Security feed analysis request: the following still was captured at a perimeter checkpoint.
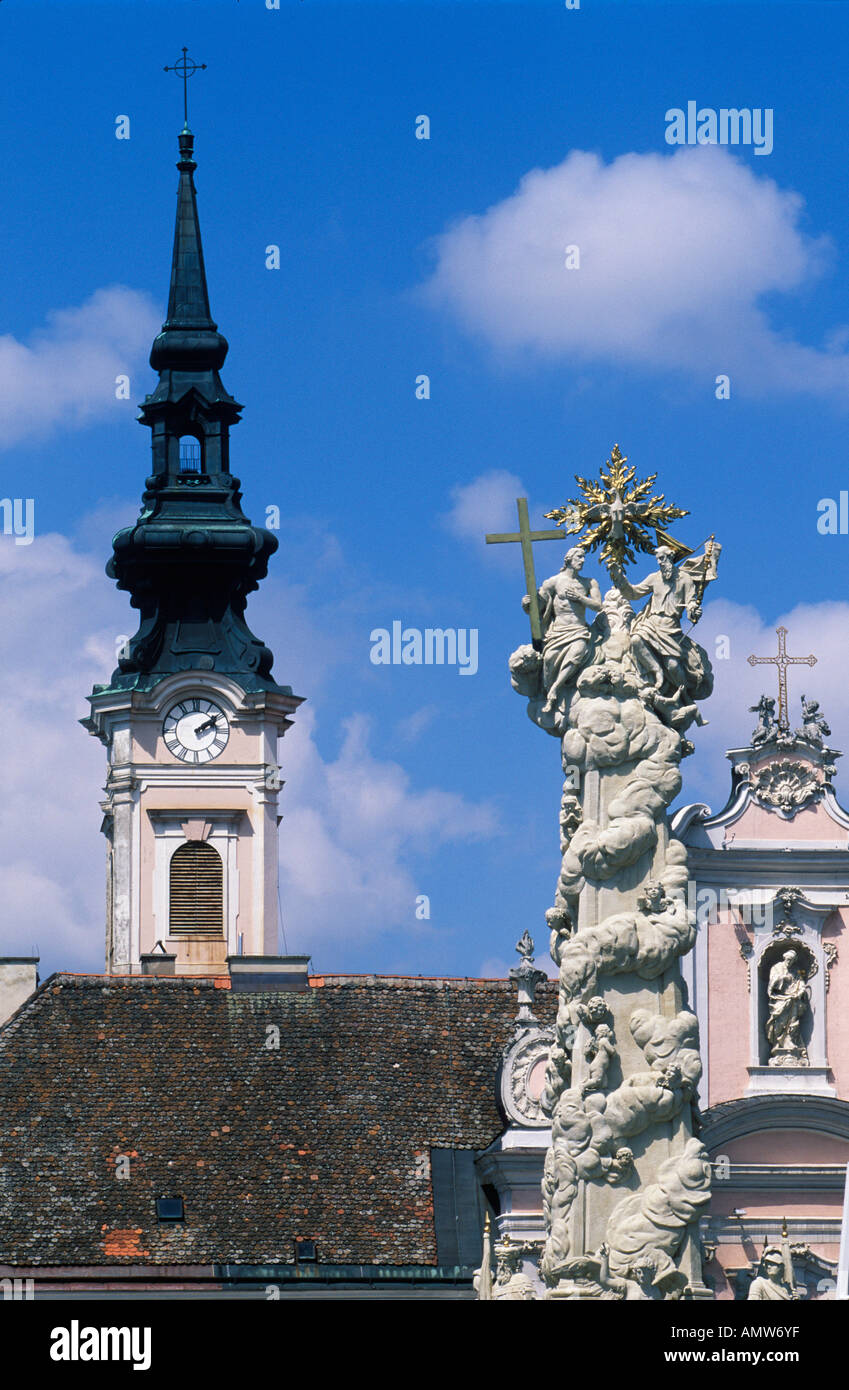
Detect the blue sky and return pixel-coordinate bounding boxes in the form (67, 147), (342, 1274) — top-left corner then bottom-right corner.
(4, 0), (849, 980)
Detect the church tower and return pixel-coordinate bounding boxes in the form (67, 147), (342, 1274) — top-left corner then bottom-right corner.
(84, 121), (302, 976)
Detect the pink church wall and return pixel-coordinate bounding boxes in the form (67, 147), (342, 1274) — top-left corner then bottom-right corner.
(722, 1130), (849, 1163)
(725, 797), (842, 841)
(710, 1187), (843, 1221)
(708, 909), (750, 1104)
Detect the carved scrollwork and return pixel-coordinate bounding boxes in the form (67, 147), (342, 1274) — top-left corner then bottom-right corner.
(739, 936), (754, 992)
(501, 1028), (558, 1128)
(751, 760), (824, 816)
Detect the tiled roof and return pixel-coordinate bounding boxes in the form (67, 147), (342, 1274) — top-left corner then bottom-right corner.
(0, 972), (555, 1267)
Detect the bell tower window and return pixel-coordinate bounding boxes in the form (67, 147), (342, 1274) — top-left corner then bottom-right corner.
(169, 841), (223, 935)
(178, 435), (203, 473)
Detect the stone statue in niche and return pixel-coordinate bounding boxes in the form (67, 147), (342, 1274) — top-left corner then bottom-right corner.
(526, 546), (602, 715)
(765, 948), (811, 1066)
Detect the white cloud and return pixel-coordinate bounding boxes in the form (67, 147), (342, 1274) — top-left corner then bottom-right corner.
(424, 146), (849, 400)
(0, 287), (161, 447)
(442, 469), (569, 576)
(0, 533), (122, 970)
(395, 705), (439, 742)
(443, 468), (526, 541)
(278, 708), (499, 956)
(0, 523), (500, 974)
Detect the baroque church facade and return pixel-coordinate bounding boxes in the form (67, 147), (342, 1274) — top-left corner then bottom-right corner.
(680, 689), (849, 1299)
(484, 688), (848, 1301)
(0, 119), (846, 1301)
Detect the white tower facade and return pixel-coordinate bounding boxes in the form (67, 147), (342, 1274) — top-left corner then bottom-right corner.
(86, 676), (300, 975)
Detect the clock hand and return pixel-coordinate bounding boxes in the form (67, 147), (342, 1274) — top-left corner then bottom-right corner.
(195, 716), (218, 737)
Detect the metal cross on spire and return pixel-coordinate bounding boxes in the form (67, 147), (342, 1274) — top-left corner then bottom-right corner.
(747, 626), (817, 731)
(163, 47), (207, 125)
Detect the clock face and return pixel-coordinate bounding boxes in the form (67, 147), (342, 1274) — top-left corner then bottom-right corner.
(163, 699), (230, 764)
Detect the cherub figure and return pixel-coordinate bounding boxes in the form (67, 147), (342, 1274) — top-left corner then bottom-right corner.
(798, 694), (830, 748)
(582, 1023), (617, 1097)
(636, 880), (672, 916)
(750, 694), (777, 747)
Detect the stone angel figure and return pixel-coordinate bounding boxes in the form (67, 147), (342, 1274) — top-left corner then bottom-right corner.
(749, 695), (777, 748)
(798, 694), (830, 748)
(581, 1023), (617, 1098)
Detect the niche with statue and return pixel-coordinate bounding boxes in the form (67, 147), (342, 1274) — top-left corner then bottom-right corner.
(757, 939), (815, 1068)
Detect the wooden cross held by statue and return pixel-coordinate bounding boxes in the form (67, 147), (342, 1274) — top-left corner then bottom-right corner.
(485, 499), (564, 649)
(747, 626), (816, 732)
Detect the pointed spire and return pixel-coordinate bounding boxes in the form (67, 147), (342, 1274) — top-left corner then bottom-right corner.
(149, 124), (229, 374)
(167, 125), (214, 324)
(97, 120), (290, 696)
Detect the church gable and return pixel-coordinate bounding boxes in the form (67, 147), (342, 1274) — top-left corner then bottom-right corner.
(722, 794), (843, 845)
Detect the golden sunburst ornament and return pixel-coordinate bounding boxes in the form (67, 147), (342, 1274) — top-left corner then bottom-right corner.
(544, 444), (691, 571)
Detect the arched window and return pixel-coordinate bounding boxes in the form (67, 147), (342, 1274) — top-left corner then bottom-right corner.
(178, 435), (202, 473)
(169, 841), (223, 935)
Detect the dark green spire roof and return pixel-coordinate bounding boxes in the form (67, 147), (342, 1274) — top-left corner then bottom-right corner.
(94, 126), (291, 698)
(147, 123), (236, 408)
(163, 126), (216, 329)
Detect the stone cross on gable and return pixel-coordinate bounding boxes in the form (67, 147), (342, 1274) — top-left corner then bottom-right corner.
(747, 627), (816, 731)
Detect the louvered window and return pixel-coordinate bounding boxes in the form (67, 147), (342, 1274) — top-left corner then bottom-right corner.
(169, 841), (223, 935)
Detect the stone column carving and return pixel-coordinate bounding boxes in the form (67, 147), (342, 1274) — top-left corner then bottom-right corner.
(505, 449), (719, 1300)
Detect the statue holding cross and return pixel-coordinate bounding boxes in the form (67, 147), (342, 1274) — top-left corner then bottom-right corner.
(485, 497), (566, 649)
(491, 447), (720, 1301)
(488, 448), (719, 724)
(489, 510), (602, 719)
(488, 499), (603, 721)
(532, 547), (603, 714)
